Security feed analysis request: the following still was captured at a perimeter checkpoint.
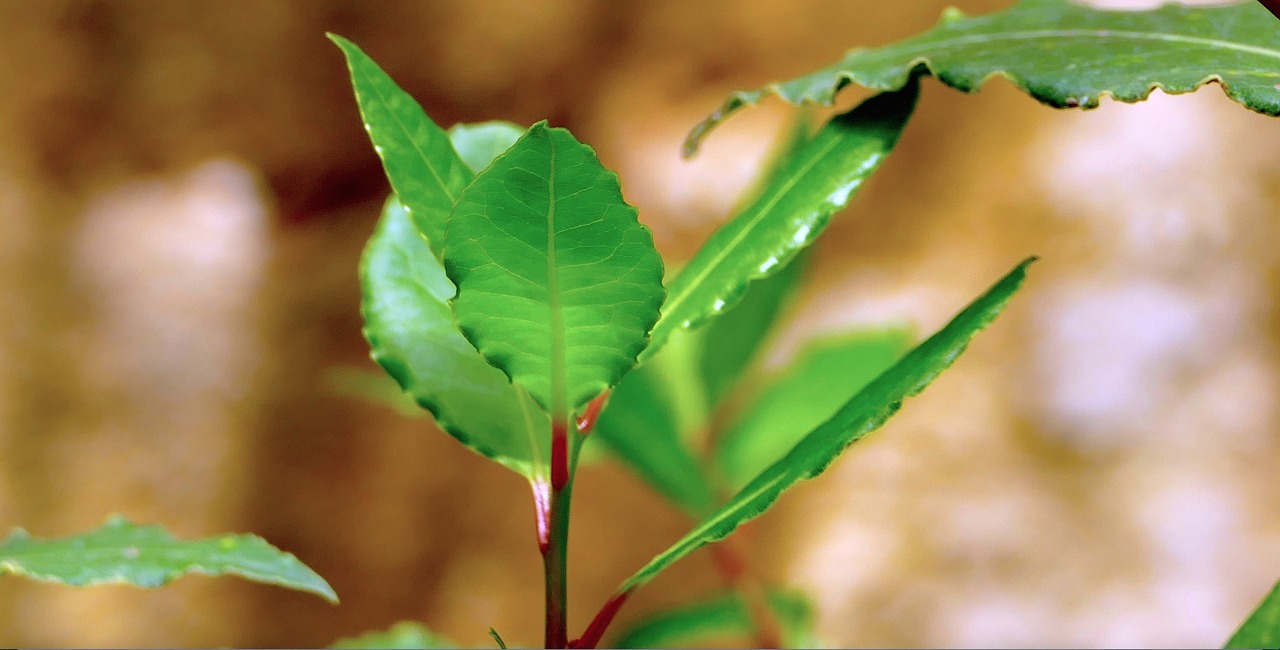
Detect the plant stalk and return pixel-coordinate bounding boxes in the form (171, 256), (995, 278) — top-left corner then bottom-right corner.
(543, 420), (573, 648)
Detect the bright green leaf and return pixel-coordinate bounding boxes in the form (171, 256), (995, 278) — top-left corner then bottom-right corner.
(645, 82), (918, 362)
(620, 257), (1035, 592)
(331, 621), (456, 649)
(715, 326), (914, 493)
(686, 0), (1280, 152)
(362, 196), (549, 478)
(1226, 579), (1280, 649)
(330, 34), (471, 258)
(613, 589), (817, 649)
(0, 515), (336, 603)
(445, 121), (666, 420)
(448, 121), (525, 174)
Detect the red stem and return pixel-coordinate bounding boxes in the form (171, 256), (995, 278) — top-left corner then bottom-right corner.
(575, 391), (610, 435)
(570, 588), (633, 649)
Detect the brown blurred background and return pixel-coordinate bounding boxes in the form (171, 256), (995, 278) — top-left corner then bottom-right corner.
(1, 0), (1278, 647)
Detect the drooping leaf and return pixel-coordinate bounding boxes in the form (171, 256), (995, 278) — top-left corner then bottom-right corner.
(715, 326), (914, 493)
(330, 34), (472, 258)
(698, 252), (809, 409)
(613, 588), (817, 649)
(444, 121), (666, 419)
(619, 257), (1035, 592)
(686, 0), (1280, 152)
(331, 621), (456, 649)
(1226, 579), (1280, 649)
(645, 82), (918, 363)
(592, 339), (716, 515)
(447, 121), (525, 174)
(362, 196), (549, 478)
(0, 515), (336, 603)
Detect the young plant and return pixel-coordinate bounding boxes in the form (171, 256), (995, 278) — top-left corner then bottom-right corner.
(332, 1), (1280, 648)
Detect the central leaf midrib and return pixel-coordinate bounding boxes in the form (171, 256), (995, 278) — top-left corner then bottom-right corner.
(545, 137), (567, 420)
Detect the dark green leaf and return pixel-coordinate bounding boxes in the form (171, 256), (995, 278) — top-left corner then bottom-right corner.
(330, 34), (472, 258)
(613, 588), (817, 649)
(0, 515), (336, 603)
(447, 121), (525, 174)
(362, 196), (549, 478)
(445, 122), (666, 419)
(620, 257), (1035, 591)
(645, 83), (917, 362)
(1226, 579), (1280, 649)
(687, 0), (1280, 152)
(331, 621), (456, 649)
(715, 326), (914, 493)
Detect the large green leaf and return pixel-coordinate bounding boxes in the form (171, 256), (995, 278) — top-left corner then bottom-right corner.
(1227, 579), (1280, 649)
(714, 326), (914, 493)
(613, 589), (817, 649)
(362, 196), (548, 478)
(330, 34), (472, 257)
(0, 515), (336, 602)
(619, 257), (1035, 592)
(444, 122), (666, 419)
(331, 621), (457, 649)
(687, 0), (1280, 152)
(645, 82), (918, 363)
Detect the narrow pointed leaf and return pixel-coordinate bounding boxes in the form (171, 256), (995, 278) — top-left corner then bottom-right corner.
(444, 122), (666, 418)
(645, 83), (918, 363)
(715, 326), (914, 493)
(447, 121), (525, 174)
(330, 34), (471, 257)
(1226, 579), (1280, 649)
(331, 621), (457, 649)
(687, 0), (1280, 152)
(613, 589), (817, 649)
(0, 515), (336, 603)
(620, 257), (1035, 592)
(362, 195), (548, 478)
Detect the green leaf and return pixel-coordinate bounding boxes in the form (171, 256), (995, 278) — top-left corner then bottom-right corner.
(0, 515), (336, 603)
(330, 34), (471, 258)
(325, 366), (427, 419)
(619, 257), (1035, 592)
(447, 121), (525, 174)
(687, 0), (1280, 152)
(698, 252), (809, 409)
(361, 195), (549, 478)
(592, 346), (716, 515)
(444, 121), (666, 419)
(613, 589), (817, 649)
(331, 621), (456, 649)
(645, 82), (918, 363)
(715, 326), (914, 493)
(1226, 579), (1280, 649)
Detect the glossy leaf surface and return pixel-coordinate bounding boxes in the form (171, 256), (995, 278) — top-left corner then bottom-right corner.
(1227, 579), (1280, 649)
(715, 326), (914, 493)
(0, 515), (336, 602)
(687, 0), (1280, 152)
(646, 82), (917, 362)
(331, 621), (457, 649)
(362, 196), (548, 478)
(445, 122), (665, 418)
(621, 257), (1035, 591)
(613, 589), (816, 649)
(330, 34), (471, 257)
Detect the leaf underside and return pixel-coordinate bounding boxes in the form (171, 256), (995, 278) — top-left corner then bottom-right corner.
(1226, 579), (1280, 649)
(686, 0), (1280, 153)
(621, 257), (1036, 592)
(0, 515), (336, 603)
(445, 121), (666, 418)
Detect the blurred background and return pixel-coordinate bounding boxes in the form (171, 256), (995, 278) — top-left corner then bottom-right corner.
(1, 0), (1278, 647)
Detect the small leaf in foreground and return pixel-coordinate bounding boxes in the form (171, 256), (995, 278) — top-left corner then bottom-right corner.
(686, 0), (1280, 152)
(0, 515), (336, 603)
(645, 81), (917, 362)
(331, 621), (456, 649)
(620, 257), (1036, 592)
(1226, 579), (1280, 649)
(613, 588), (817, 649)
(445, 121), (666, 419)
